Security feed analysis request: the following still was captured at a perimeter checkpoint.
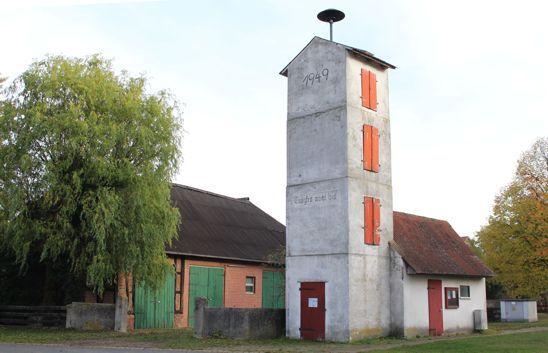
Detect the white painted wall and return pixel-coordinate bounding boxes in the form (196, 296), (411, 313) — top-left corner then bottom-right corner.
(403, 273), (487, 336)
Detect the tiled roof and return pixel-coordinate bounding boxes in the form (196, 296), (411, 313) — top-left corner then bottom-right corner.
(392, 212), (493, 277)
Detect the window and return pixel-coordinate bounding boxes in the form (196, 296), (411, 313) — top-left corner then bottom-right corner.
(364, 196), (381, 245)
(245, 276), (255, 294)
(445, 287), (459, 309)
(460, 285), (470, 299)
(362, 124), (379, 172)
(361, 68), (377, 111)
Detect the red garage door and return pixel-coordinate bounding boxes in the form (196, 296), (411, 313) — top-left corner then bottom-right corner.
(300, 282), (325, 340)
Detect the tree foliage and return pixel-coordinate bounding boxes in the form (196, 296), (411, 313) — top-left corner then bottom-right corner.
(0, 55), (181, 294)
(477, 137), (547, 299)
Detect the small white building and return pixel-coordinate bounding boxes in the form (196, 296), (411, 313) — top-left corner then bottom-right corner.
(281, 37), (493, 341)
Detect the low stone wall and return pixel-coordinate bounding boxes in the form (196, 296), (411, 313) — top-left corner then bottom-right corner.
(66, 302), (115, 330)
(194, 298), (285, 339)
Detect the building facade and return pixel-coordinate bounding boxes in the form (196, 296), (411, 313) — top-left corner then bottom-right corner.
(281, 37), (492, 342)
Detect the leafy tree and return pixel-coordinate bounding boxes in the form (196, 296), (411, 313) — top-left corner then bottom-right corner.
(0, 55), (181, 294)
(477, 137), (547, 299)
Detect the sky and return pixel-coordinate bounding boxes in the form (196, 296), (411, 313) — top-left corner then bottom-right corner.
(1, 0), (547, 237)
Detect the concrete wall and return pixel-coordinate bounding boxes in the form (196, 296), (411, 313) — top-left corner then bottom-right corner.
(194, 298), (285, 339)
(346, 51), (393, 340)
(285, 37), (350, 342)
(284, 37), (393, 342)
(403, 274), (487, 336)
(66, 302), (115, 331)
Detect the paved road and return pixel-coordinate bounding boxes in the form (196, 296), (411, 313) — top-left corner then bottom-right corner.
(0, 344), (211, 353)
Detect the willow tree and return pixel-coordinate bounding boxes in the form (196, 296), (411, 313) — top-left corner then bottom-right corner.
(478, 137), (547, 299)
(0, 55), (181, 295)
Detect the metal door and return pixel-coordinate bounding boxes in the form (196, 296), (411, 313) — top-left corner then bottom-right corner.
(427, 279), (443, 336)
(262, 271), (285, 309)
(134, 272), (175, 329)
(188, 266), (224, 326)
(300, 282), (325, 340)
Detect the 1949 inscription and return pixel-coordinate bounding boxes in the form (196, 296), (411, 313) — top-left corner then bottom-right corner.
(302, 68), (329, 87)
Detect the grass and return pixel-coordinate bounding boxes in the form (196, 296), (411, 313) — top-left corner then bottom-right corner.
(488, 312), (548, 332)
(0, 313), (546, 352)
(373, 331), (548, 353)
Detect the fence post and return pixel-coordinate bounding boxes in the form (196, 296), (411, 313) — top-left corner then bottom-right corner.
(193, 297), (207, 338)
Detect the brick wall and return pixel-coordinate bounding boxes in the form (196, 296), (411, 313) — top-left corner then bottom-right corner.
(178, 258), (282, 328)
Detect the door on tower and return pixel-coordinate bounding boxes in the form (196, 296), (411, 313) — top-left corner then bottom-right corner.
(427, 279), (443, 336)
(300, 282), (325, 340)
(188, 266), (224, 327)
(134, 272), (175, 329)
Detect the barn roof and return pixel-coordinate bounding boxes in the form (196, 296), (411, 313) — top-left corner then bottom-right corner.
(166, 184), (285, 263)
(392, 212), (494, 278)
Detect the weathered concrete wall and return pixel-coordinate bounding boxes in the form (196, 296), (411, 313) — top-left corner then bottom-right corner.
(284, 37), (394, 342)
(66, 302), (115, 331)
(403, 274), (487, 336)
(389, 246), (405, 336)
(194, 298), (284, 339)
(285, 37), (351, 342)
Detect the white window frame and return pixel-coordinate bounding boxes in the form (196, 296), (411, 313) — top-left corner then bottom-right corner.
(245, 276), (255, 294)
(460, 285), (471, 299)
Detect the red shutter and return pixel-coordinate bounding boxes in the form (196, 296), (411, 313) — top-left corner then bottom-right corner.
(371, 126), (379, 172)
(361, 68), (370, 108)
(364, 197), (374, 244)
(363, 124), (372, 171)
(369, 71), (377, 111)
(373, 198), (381, 245)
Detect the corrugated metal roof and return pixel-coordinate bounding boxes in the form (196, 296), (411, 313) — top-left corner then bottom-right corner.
(392, 212), (494, 277)
(280, 36), (396, 77)
(166, 184), (285, 263)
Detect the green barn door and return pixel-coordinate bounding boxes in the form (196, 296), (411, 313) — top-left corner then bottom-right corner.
(188, 266), (224, 327)
(134, 272), (175, 329)
(262, 271), (285, 309)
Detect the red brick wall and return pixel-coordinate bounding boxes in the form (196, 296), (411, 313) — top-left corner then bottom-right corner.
(177, 258), (282, 328)
(224, 265), (262, 308)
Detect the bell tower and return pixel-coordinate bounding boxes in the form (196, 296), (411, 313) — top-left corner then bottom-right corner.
(281, 36), (395, 341)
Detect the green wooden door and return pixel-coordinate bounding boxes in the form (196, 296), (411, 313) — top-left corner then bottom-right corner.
(134, 272), (175, 329)
(262, 271), (285, 309)
(188, 266), (224, 327)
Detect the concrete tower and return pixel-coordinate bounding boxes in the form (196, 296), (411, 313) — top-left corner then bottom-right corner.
(281, 37), (396, 342)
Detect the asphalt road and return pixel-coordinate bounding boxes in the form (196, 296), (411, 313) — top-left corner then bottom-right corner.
(0, 344), (210, 353)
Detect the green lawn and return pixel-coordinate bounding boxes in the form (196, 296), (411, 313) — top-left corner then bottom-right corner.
(374, 331), (548, 353)
(0, 314), (546, 352)
(488, 313), (548, 332)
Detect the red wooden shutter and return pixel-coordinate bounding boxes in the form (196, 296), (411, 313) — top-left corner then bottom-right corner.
(364, 197), (374, 244)
(373, 198), (381, 245)
(363, 124), (372, 171)
(369, 71), (377, 111)
(361, 68), (370, 108)
(372, 126), (379, 172)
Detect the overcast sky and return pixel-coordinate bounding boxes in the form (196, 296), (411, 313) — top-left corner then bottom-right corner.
(1, 0), (547, 237)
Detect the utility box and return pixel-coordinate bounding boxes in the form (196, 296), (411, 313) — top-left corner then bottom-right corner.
(473, 309), (488, 331)
(500, 299), (538, 322)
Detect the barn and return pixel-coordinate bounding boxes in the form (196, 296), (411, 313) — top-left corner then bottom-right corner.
(89, 184), (285, 329)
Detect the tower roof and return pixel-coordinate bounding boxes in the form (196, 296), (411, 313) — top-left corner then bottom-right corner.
(280, 36), (396, 77)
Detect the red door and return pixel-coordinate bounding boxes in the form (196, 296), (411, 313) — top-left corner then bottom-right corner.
(300, 282), (325, 340)
(427, 279), (443, 336)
